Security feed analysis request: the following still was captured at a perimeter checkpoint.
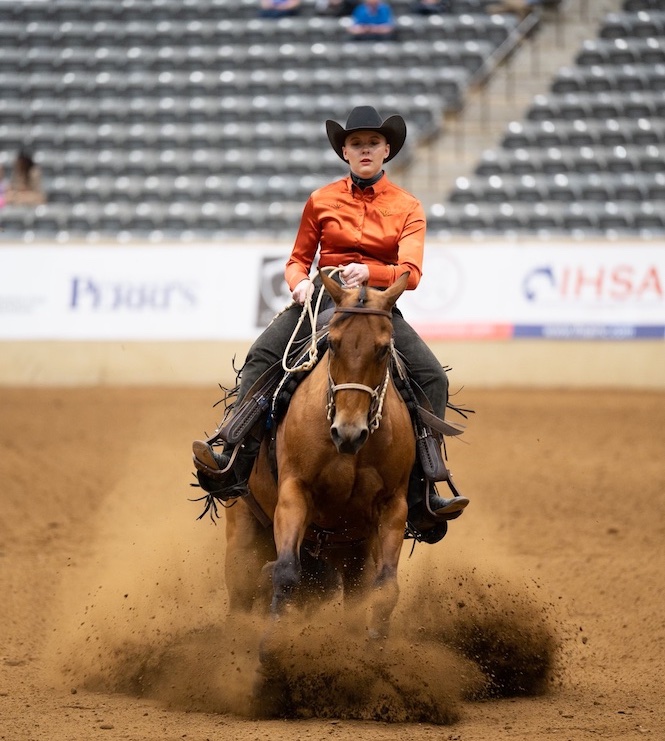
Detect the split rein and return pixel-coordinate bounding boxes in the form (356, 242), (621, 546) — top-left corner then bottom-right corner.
(280, 269), (395, 435)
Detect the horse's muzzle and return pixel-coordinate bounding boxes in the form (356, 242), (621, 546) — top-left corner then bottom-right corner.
(330, 422), (369, 455)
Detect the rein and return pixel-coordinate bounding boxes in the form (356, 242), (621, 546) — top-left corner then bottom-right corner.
(281, 270), (395, 433)
(281, 272), (392, 374)
(281, 280), (331, 374)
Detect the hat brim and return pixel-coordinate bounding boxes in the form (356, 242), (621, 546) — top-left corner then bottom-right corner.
(325, 114), (407, 163)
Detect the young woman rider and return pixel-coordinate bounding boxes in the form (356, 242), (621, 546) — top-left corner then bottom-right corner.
(192, 105), (469, 522)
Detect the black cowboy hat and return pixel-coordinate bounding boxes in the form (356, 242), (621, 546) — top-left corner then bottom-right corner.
(326, 106), (407, 163)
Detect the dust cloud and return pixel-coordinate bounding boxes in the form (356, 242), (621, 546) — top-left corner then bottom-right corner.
(6, 386), (664, 739)
(42, 441), (559, 725)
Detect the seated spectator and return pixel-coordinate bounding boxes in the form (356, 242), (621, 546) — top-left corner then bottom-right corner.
(347, 0), (397, 39)
(5, 150), (46, 207)
(316, 0), (359, 16)
(258, 0), (302, 18)
(411, 0), (450, 14)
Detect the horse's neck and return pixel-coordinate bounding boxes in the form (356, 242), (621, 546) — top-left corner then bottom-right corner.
(285, 354), (330, 422)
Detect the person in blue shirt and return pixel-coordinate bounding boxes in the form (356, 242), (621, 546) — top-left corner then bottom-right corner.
(347, 0), (397, 39)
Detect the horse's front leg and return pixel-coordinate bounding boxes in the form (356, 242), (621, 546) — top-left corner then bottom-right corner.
(368, 494), (408, 639)
(271, 476), (311, 615)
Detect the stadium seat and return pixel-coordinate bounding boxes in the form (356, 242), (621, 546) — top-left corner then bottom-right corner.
(0, 206), (36, 234)
(5, 0), (658, 241)
(646, 172), (665, 200)
(613, 175), (647, 201)
(560, 203), (600, 232)
(526, 203), (563, 232)
(513, 175), (547, 203)
(622, 0), (661, 10)
(578, 176), (613, 202)
(490, 203), (529, 233)
(633, 202), (665, 233)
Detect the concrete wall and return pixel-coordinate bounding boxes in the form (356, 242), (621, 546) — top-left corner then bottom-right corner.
(2, 339), (664, 389)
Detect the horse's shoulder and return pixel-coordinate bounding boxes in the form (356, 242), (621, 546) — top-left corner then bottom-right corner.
(271, 351), (328, 423)
(288, 358), (329, 411)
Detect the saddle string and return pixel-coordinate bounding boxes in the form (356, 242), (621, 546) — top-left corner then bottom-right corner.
(370, 353), (392, 431)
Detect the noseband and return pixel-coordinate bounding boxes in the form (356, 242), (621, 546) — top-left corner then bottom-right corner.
(326, 302), (393, 433)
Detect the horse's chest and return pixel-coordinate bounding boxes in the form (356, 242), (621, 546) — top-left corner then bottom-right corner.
(312, 465), (384, 517)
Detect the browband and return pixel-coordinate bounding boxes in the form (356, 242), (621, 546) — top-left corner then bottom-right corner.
(333, 307), (393, 318)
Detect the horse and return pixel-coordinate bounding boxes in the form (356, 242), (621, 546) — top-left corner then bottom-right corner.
(223, 270), (416, 638)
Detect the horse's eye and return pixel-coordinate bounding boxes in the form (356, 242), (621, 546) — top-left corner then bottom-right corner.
(377, 345), (390, 360)
(328, 339), (338, 355)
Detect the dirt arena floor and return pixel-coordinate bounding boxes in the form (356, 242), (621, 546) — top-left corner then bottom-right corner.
(2, 384), (664, 741)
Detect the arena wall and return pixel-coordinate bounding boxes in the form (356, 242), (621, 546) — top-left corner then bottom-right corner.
(1, 338), (665, 389)
(2, 239), (663, 389)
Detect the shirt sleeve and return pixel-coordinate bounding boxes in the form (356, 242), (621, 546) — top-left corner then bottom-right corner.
(366, 200), (426, 290)
(285, 195), (321, 291)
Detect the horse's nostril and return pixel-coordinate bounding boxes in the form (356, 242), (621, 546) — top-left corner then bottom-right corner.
(330, 423), (369, 454)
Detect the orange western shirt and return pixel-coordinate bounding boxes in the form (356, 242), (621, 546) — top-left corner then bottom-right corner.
(284, 174), (426, 292)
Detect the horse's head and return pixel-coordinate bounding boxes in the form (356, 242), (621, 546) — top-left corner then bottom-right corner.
(319, 270), (410, 455)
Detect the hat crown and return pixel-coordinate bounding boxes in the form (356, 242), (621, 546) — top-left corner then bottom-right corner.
(345, 106), (384, 131)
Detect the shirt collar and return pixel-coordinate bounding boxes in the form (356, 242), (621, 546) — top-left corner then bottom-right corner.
(344, 172), (391, 197)
(351, 170), (384, 189)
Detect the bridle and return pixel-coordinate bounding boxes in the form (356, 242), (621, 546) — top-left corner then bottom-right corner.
(325, 301), (394, 433)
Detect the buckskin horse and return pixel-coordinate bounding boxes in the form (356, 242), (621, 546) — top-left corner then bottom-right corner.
(222, 270), (416, 638)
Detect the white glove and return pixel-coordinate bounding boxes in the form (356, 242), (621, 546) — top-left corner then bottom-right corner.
(292, 279), (313, 304)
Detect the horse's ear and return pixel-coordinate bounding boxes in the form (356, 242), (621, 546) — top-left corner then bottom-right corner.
(320, 270), (345, 305)
(382, 271), (410, 308)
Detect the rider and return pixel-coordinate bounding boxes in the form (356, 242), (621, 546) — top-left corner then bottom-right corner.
(192, 105), (469, 522)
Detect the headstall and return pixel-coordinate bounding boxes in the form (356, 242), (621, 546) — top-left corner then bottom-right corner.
(326, 303), (394, 432)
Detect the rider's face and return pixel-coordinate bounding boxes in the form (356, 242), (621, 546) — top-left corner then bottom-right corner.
(342, 131), (390, 179)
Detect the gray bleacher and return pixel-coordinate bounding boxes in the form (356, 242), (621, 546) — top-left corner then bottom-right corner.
(0, 0), (526, 241)
(434, 0), (665, 237)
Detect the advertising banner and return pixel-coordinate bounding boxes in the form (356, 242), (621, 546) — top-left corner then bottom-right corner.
(1, 242), (663, 341)
(399, 243), (665, 340)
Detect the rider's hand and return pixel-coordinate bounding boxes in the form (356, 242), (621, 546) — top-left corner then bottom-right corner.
(292, 279), (313, 305)
(339, 262), (369, 288)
